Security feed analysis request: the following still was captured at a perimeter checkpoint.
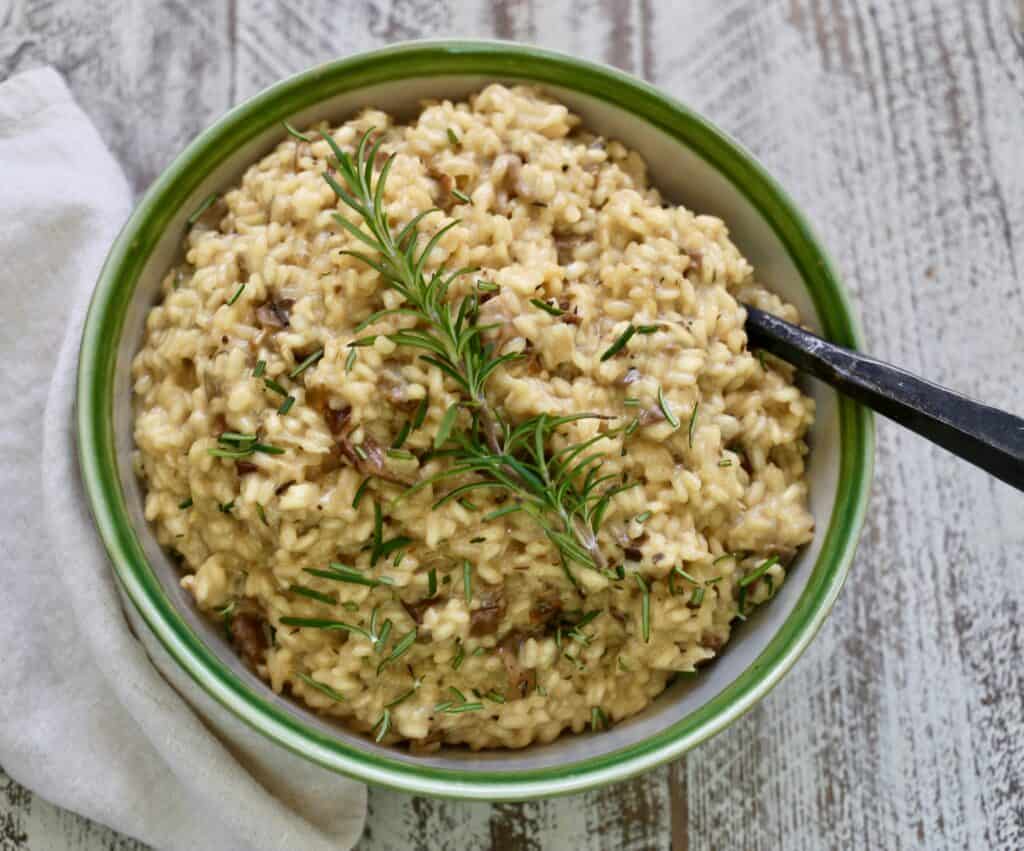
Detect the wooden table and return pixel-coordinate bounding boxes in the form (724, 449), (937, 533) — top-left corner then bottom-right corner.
(3, 1), (1022, 848)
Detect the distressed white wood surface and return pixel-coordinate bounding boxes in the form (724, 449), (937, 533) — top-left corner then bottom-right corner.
(2, 0), (1023, 848)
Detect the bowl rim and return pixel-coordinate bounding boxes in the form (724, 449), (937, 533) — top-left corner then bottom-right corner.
(77, 39), (874, 800)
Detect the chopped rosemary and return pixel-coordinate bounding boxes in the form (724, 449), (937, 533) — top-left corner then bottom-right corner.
(371, 535), (412, 567)
(463, 559), (473, 604)
(186, 193), (217, 227)
(282, 120), (312, 142)
(449, 685), (467, 703)
(253, 359), (266, 377)
(253, 442), (284, 455)
(373, 709), (390, 742)
(600, 324), (636, 361)
(385, 679), (421, 708)
(713, 553), (738, 565)
(635, 574), (651, 642)
(278, 395), (295, 415)
(658, 386), (679, 429)
(303, 563), (394, 588)
(476, 280), (498, 292)
(718, 458), (732, 467)
(635, 324), (661, 334)
(345, 348), (357, 372)
(387, 448), (415, 461)
(411, 394), (430, 431)
(451, 187), (471, 204)
(296, 672), (345, 702)
(469, 536), (485, 543)
(288, 584), (337, 605)
(446, 127), (459, 145)
(427, 567), (437, 597)
(674, 565), (700, 585)
(264, 377), (288, 396)
(227, 282), (245, 306)
(289, 348), (324, 379)
(391, 420), (412, 450)
(353, 444), (369, 461)
(218, 500), (234, 514)
(178, 497), (193, 510)
(623, 397), (640, 407)
(374, 618), (393, 653)
(591, 706), (608, 731)
(342, 601), (359, 612)
(457, 497), (478, 512)
(279, 617), (372, 640)
(218, 432), (257, 444)
(484, 690), (505, 704)
(442, 702), (483, 714)
(688, 402), (699, 448)
(635, 510), (652, 523)
(451, 639), (465, 670)
(378, 628), (417, 673)
(736, 586), (748, 621)
(348, 335), (378, 348)
(688, 586), (706, 608)
(352, 477), (371, 509)
(738, 554), (780, 588)
(667, 565), (700, 598)
(256, 502), (268, 525)
(530, 298), (563, 316)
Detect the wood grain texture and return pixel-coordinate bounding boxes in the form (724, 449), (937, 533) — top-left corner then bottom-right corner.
(1, 0), (1022, 848)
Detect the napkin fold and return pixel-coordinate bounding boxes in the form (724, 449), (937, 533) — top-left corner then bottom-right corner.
(0, 66), (366, 851)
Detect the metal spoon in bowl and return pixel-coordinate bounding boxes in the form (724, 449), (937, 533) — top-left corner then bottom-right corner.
(743, 305), (1024, 492)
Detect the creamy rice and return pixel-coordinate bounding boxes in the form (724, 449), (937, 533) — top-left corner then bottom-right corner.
(131, 85), (814, 750)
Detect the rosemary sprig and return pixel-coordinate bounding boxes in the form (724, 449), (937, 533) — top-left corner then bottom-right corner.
(320, 128), (635, 576)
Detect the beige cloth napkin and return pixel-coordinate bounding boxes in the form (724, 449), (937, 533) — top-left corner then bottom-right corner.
(0, 66), (367, 851)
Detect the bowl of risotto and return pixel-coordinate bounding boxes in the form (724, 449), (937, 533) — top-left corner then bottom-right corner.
(78, 41), (873, 798)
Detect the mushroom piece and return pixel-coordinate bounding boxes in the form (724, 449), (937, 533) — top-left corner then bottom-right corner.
(256, 298), (294, 329)
(470, 590), (506, 636)
(496, 630), (537, 700)
(228, 610), (269, 669)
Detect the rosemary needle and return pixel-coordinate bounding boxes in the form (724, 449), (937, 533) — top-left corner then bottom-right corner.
(282, 120), (312, 142)
(530, 298), (563, 316)
(600, 325), (636, 361)
(635, 574), (651, 642)
(289, 348), (324, 379)
(658, 386), (680, 429)
(186, 193), (218, 227)
(296, 672), (345, 702)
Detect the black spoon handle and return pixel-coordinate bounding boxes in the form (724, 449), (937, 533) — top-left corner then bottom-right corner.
(743, 305), (1024, 492)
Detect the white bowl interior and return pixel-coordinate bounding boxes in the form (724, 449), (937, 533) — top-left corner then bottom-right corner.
(113, 76), (840, 772)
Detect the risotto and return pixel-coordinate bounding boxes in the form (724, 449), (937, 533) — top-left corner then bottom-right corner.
(131, 85), (814, 751)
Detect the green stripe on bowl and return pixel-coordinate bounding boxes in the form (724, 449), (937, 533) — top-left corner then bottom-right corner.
(77, 40), (874, 800)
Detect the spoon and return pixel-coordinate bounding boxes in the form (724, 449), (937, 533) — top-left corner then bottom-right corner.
(743, 305), (1024, 492)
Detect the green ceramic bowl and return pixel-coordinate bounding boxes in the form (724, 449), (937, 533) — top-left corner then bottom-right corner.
(77, 40), (874, 800)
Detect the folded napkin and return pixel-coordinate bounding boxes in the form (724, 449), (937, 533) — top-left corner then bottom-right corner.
(0, 67), (366, 851)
